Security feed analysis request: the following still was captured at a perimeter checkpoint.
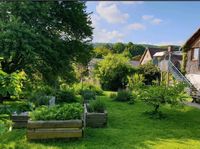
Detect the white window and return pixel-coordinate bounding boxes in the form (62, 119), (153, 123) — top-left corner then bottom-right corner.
(192, 48), (199, 60)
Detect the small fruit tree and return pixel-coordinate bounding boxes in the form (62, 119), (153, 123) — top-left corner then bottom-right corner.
(140, 83), (187, 118)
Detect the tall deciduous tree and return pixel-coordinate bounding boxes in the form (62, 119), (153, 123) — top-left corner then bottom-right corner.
(0, 1), (93, 86)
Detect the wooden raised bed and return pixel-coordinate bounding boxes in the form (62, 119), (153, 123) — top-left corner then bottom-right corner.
(27, 120), (83, 140)
(11, 112), (29, 128)
(84, 104), (107, 128)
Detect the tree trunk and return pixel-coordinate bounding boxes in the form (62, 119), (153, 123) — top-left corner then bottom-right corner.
(154, 104), (160, 113)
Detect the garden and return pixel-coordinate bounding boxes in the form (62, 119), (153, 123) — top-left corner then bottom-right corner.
(0, 1), (200, 149)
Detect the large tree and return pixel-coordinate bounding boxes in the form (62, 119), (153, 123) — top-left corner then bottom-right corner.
(0, 1), (93, 86)
(95, 54), (136, 91)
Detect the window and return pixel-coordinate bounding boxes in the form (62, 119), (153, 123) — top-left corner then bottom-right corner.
(191, 48), (199, 60)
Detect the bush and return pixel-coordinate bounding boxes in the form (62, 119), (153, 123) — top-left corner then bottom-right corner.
(127, 73), (145, 90)
(0, 70), (26, 102)
(140, 83), (187, 118)
(114, 90), (134, 102)
(109, 92), (117, 99)
(88, 99), (106, 113)
(0, 114), (12, 134)
(28, 93), (51, 107)
(138, 62), (161, 85)
(30, 103), (83, 121)
(73, 82), (103, 95)
(81, 89), (96, 101)
(56, 90), (77, 104)
(94, 54), (137, 91)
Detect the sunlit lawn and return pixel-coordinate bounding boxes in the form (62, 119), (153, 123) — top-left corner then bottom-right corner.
(1, 93), (200, 149)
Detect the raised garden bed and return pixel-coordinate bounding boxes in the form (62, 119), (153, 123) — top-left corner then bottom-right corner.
(84, 104), (107, 128)
(11, 112), (29, 128)
(27, 120), (83, 140)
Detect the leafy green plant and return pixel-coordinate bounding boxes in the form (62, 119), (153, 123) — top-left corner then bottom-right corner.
(88, 99), (106, 113)
(0, 70), (26, 102)
(56, 90), (77, 104)
(138, 62), (161, 85)
(127, 73), (145, 90)
(94, 54), (137, 91)
(0, 114), (12, 135)
(73, 82), (103, 95)
(80, 89), (96, 101)
(30, 103), (83, 121)
(109, 92), (117, 99)
(140, 83), (187, 118)
(114, 90), (134, 102)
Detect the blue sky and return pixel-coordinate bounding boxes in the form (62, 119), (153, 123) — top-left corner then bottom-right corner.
(86, 1), (200, 45)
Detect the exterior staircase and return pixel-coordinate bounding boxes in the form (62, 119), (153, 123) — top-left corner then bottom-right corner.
(168, 60), (200, 103)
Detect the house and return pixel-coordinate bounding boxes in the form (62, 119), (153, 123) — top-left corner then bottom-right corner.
(182, 28), (200, 90)
(153, 46), (182, 72)
(140, 47), (167, 65)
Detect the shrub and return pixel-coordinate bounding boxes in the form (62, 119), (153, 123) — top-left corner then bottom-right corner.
(114, 90), (134, 102)
(109, 92), (117, 99)
(56, 90), (77, 104)
(138, 62), (161, 85)
(28, 93), (51, 107)
(7, 101), (34, 114)
(127, 73), (145, 90)
(73, 82), (103, 95)
(140, 83), (187, 118)
(30, 103), (83, 121)
(0, 70), (26, 102)
(94, 54), (137, 91)
(88, 99), (106, 113)
(0, 114), (12, 134)
(80, 89), (96, 101)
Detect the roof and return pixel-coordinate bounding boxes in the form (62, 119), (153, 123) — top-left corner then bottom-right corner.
(153, 51), (167, 57)
(140, 47), (167, 64)
(183, 28), (200, 49)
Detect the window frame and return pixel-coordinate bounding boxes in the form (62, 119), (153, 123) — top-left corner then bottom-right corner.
(191, 47), (200, 61)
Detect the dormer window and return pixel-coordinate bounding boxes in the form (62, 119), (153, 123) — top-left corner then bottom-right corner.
(191, 48), (199, 60)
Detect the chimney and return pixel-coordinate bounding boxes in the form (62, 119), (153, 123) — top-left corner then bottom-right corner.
(168, 45), (173, 52)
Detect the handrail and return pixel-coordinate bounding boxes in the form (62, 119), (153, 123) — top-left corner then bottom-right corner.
(168, 60), (193, 87)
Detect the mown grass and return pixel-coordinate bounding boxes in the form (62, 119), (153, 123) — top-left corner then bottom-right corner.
(1, 94), (200, 149)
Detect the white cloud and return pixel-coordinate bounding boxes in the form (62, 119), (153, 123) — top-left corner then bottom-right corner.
(93, 28), (124, 42)
(127, 23), (146, 30)
(142, 15), (154, 20)
(142, 15), (163, 25)
(139, 41), (184, 46)
(91, 14), (101, 28)
(151, 18), (162, 25)
(121, 1), (144, 5)
(96, 2), (129, 24)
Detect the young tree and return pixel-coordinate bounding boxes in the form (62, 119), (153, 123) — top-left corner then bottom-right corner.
(140, 83), (187, 118)
(0, 1), (93, 86)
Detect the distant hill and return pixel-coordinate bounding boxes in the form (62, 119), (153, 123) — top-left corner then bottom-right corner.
(92, 43), (180, 50)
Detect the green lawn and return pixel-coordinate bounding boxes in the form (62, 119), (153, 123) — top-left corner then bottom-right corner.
(1, 95), (200, 149)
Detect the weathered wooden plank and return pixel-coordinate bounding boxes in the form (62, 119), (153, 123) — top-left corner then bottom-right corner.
(27, 129), (83, 140)
(13, 122), (27, 128)
(27, 120), (82, 129)
(84, 104), (107, 128)
(11, 115), (29, 121)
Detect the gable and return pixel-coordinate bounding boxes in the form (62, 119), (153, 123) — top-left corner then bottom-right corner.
(184, 28), (200, 49)
(140, 50), (152, 65)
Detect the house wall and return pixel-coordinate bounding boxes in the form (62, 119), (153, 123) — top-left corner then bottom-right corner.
(186, 36), (200, 74)
(141, 50), (152, 65)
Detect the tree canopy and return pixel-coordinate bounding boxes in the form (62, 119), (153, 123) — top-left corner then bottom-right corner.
(0, 1), (93, 86)
(94, 54), (136, 91)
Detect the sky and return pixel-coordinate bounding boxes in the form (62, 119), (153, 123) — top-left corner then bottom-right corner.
(86, 1), (200, 46)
